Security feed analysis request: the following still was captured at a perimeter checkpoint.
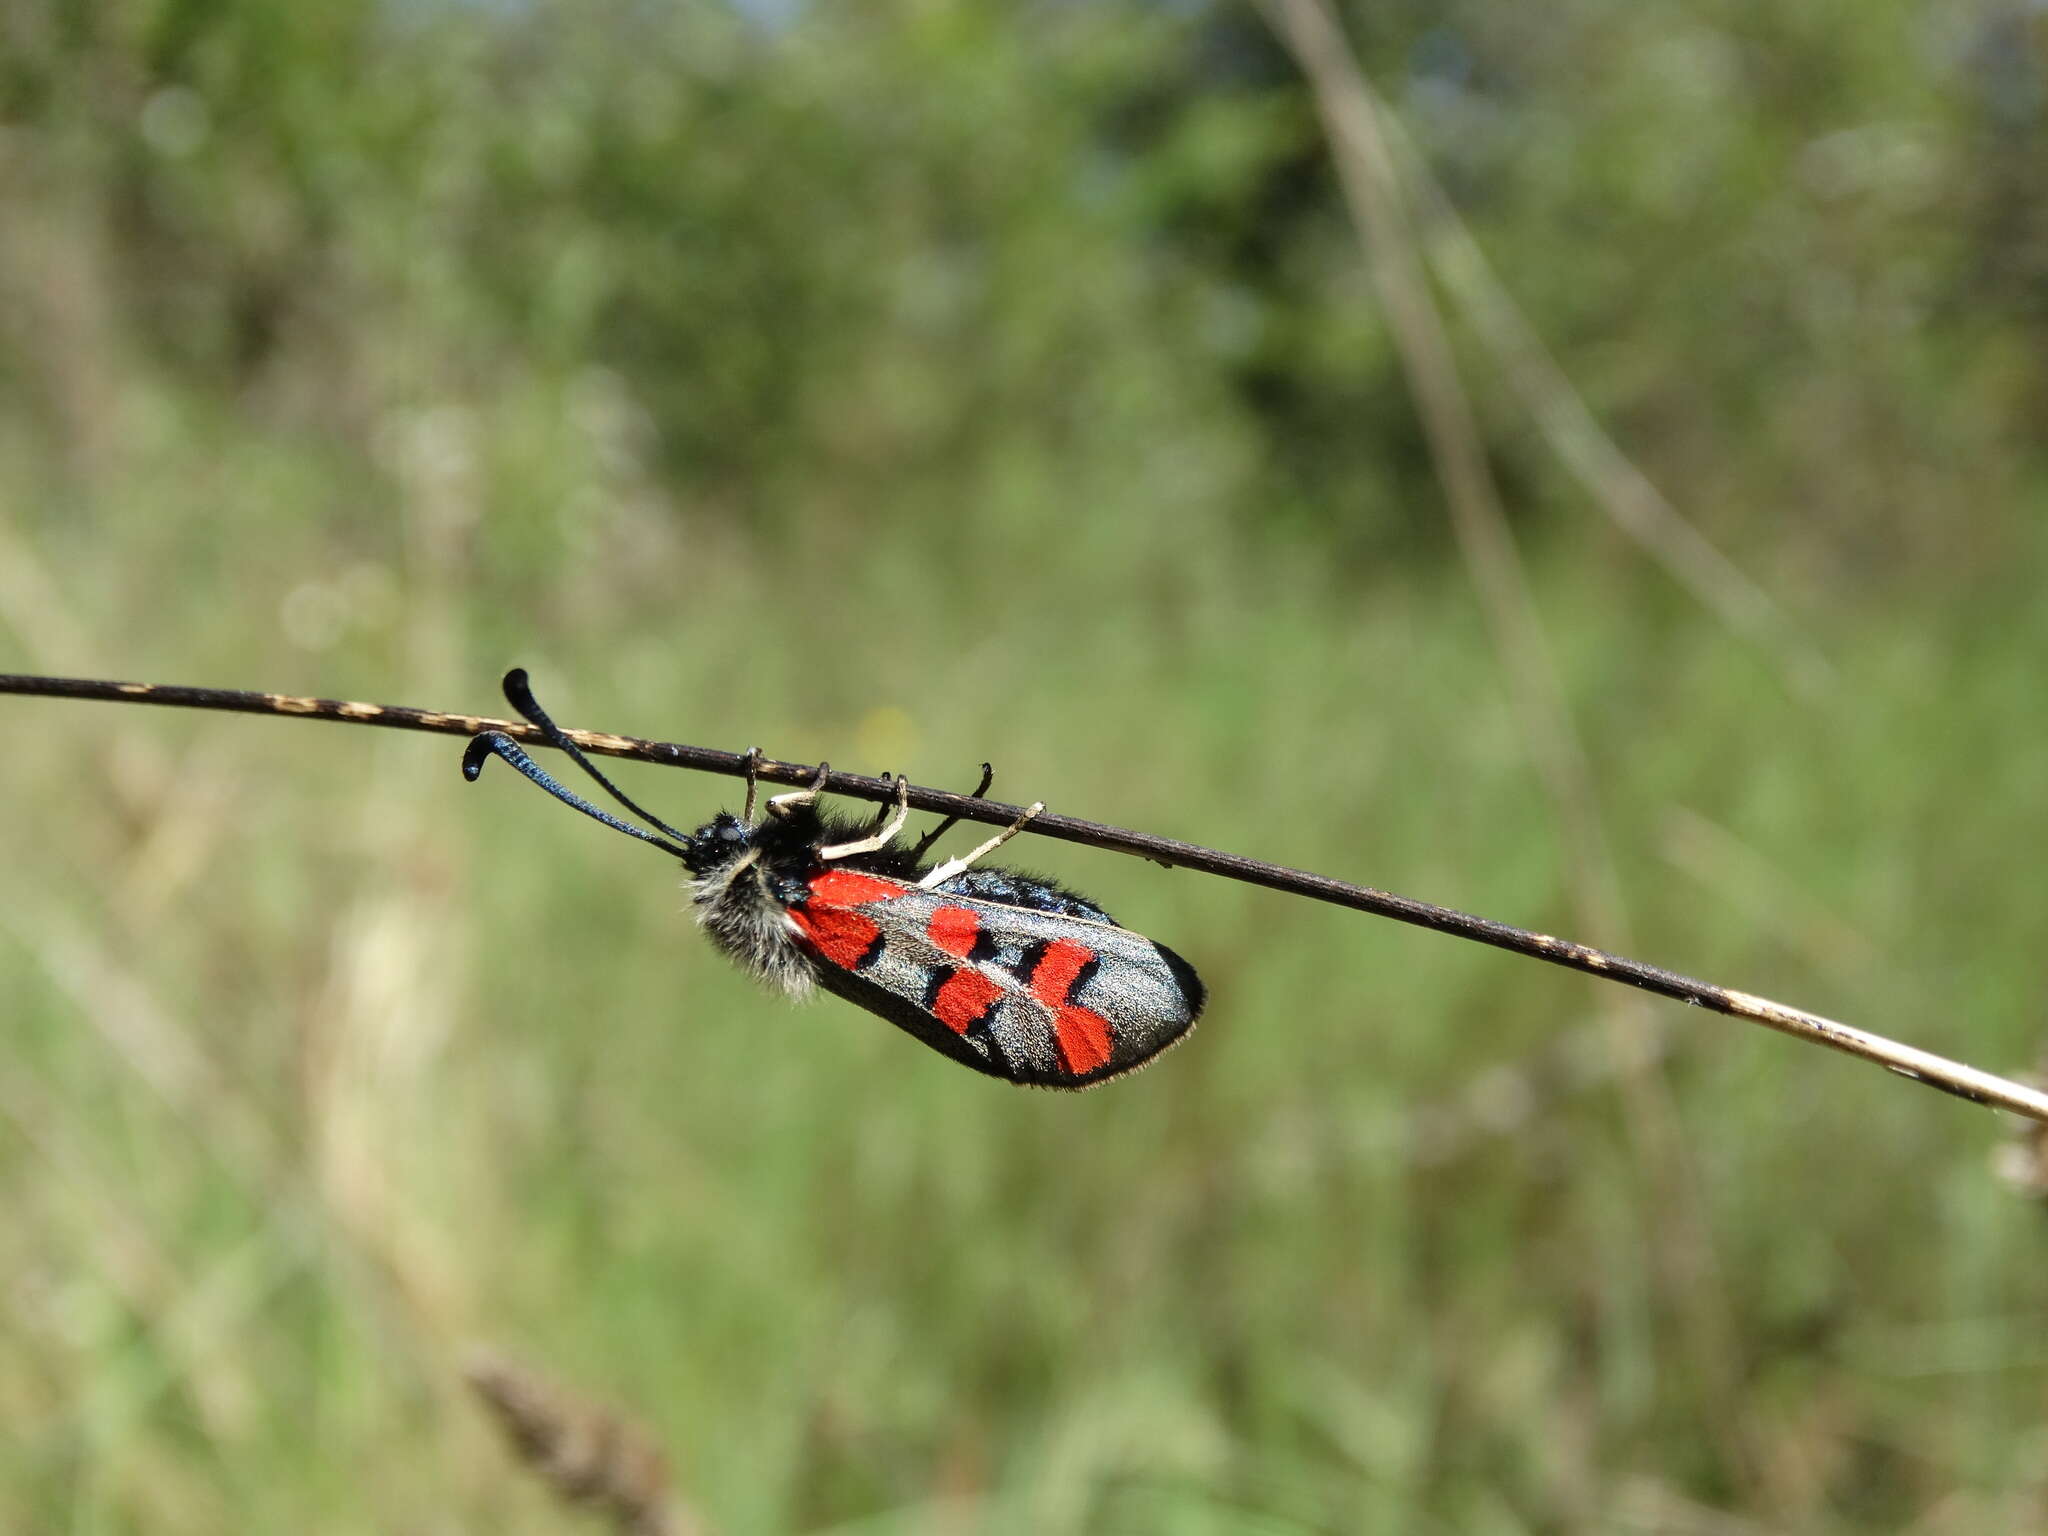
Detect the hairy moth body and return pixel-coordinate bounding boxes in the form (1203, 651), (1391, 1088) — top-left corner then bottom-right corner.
(685, 804), (1203, 1088)
(463, 672), (1204, 1090)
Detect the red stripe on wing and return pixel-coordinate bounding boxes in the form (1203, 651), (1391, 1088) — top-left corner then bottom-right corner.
(793, 868), (905, 970)
(1051, 1006), (1113, 1076)
(808, 868), (906, 906)
(926, 905), (981, 958)
(1029, 937), (1115, 1075)
(933, 969), (1004, 1034)
(790, 905), (881, 970)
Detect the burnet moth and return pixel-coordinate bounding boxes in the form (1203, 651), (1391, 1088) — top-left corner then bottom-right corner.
(463, 671), (1204, 1088)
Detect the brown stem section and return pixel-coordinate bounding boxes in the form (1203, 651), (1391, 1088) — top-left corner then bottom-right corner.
(6, 671), (2045, 1124)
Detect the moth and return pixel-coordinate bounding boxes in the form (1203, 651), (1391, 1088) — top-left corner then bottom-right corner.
(465, 671), (1204, 1088)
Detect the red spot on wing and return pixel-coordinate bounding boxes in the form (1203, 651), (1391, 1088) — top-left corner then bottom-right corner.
(793, 868), (905, 967)
(1051, 1005), (1114, 1075)
(808, 868), (906, 907)
(926, 905), (981, 958)
(1028, 939), (1094, 1006)
(1029, 937), (1115, 1076)
(790, 905), (881, 970)
(933, 968), (1004, 1034)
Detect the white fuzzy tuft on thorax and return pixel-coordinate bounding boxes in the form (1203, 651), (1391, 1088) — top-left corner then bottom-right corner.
(687, 860), (816, 1000)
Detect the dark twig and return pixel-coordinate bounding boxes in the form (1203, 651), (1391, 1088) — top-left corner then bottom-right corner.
(6, 670), (2046, 1124)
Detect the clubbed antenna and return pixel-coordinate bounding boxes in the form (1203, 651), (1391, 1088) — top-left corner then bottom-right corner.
(501, 668), (695, 841)
(464, 731), (693, 860)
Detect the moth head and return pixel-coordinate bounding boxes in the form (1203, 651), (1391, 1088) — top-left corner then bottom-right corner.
(681, 811), (754, 878)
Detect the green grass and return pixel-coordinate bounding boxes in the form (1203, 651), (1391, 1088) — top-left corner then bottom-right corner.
(4, 1), (2048, 1530)
(8, 523), (2047, 1532)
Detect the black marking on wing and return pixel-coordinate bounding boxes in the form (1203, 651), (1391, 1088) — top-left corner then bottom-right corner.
(1014, 937), (1051, 987)
(1157, 941), (1207, 1021)
(965, 1013), (1014, 1076)
(853, 926), (888, 972)
(810, 962), (1010, 1083)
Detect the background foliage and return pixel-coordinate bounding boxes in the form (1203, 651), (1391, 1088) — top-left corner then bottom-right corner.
(4, 1), (2047, 1530)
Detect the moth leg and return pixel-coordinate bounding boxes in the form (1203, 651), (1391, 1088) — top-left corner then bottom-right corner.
(858, 770), (896, 834)
(918, 799), (1044, 888)
(817, 775), (911, 859)
(740, 746), (764, 825)
(766, 760), (830, 820)
(910, 761), (996, 861)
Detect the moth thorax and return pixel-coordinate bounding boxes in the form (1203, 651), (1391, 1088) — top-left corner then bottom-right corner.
(687, 860), (815, 1000)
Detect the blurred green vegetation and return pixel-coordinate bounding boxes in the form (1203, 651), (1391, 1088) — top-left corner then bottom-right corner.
(4, 0), (2047, 1530)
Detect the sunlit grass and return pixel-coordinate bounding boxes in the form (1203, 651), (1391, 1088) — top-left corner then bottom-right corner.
(4, 0), (2047, 1529)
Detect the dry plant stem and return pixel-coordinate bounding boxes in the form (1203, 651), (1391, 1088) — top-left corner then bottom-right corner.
(1253, 0), (1629, 1013)
(1256, 0), (1611, 926)
(466, 1352), (694, 1536)
(1374, 114), (1835, 700)
(1256, 0), (1758, 1497)
(5, 671), (2047, 1125)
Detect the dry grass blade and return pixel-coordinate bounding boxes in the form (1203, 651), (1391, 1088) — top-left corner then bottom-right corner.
(1375, 114), (1835, 700)
(1254, 0), (1764, 1501)
(1990, 1050), (2048, 1204)
(466, 1352), (700, 1536)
